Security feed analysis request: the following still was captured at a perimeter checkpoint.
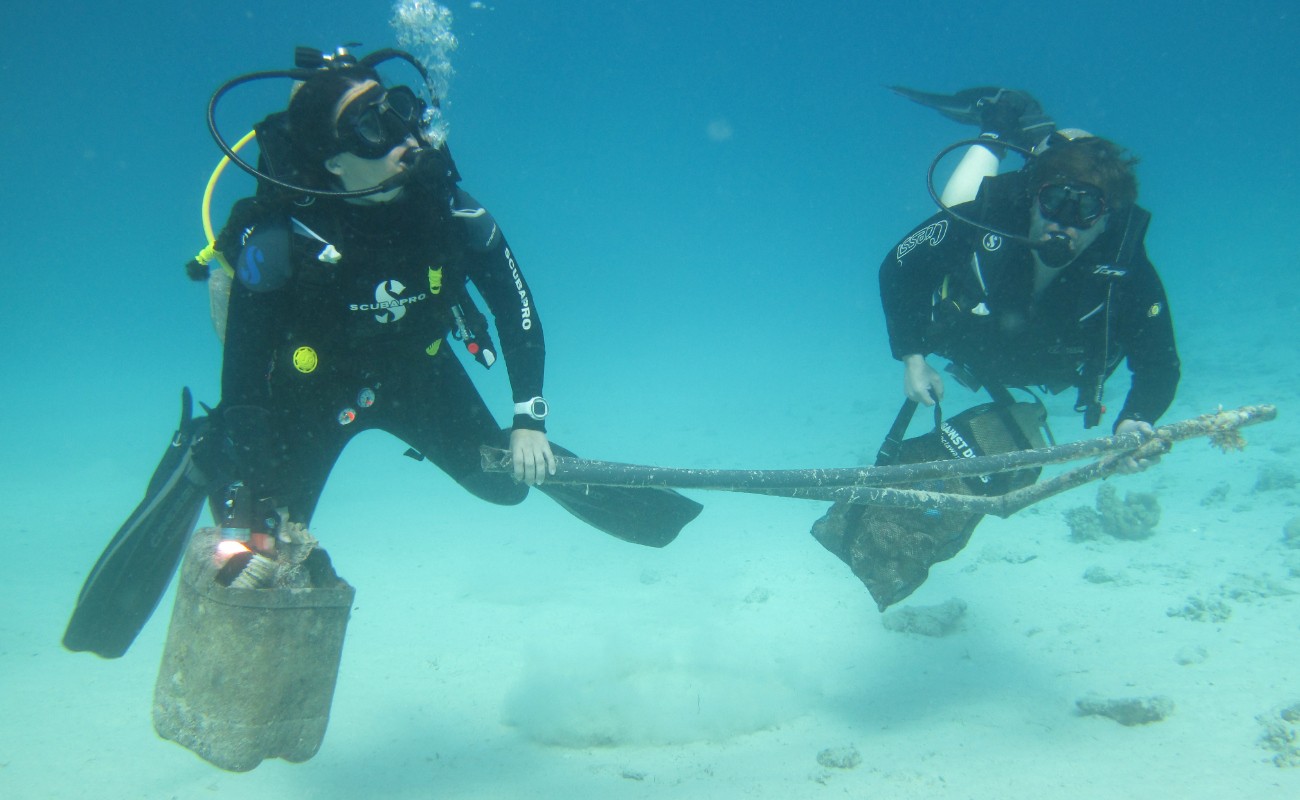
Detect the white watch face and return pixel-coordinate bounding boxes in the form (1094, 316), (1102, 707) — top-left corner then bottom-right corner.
(517, 397), (548, 419)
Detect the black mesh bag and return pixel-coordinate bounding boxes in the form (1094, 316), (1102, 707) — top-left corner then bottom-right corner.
(812, 401), (1047, 610)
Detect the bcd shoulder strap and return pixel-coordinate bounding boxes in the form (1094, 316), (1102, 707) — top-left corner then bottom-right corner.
(1075, 203), (1152, 428)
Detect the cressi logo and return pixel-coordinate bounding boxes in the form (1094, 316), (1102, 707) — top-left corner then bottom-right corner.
(897, 220), (948, 259)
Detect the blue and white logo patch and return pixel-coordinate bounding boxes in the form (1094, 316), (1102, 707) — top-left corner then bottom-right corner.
(235, 224), (292, 292)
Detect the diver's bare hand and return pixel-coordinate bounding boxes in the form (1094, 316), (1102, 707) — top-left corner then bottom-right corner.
(903, 354), (944, 406)
(1114, 419), (1159, 473)
(510, 428), (556, 486)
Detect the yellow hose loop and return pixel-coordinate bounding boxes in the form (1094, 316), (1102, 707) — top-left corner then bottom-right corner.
(198, 129), (257, 278)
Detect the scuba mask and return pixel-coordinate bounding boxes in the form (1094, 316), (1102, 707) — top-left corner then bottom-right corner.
(1036, 182), (1107, 229)
(925, 136), (1111, 262)
(207, 45), (444, 199)
(337, 84), (427, 159)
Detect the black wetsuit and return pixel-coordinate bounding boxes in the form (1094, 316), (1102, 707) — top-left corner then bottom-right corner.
(879, 173), (1181, 429)
(62, 142), (700, 662)
(216, 176), (544, 524)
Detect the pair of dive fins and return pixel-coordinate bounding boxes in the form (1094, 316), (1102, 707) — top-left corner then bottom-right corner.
(62, 390), (702, 659)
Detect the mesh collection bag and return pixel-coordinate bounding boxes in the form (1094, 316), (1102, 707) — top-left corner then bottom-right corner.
(812, 401), (1047, 610)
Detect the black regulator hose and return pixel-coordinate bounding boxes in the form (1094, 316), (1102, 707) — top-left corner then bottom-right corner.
(206, 47), (439, 201)
(926, 137), (1072, 266)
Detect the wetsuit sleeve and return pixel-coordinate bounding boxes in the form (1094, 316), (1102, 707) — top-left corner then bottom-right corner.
(452, 189), (548, 431)
(1112, 248), (1181, 427)
(879, 212), (965, 360)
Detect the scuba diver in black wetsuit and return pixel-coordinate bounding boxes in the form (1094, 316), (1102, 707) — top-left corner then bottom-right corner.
(888, 86), (1180, 451)
(812, 87), (1181, 610)
(880, 131), (1181, 446)
(216, 61), (555, 528)
(63, 46), (702, 659)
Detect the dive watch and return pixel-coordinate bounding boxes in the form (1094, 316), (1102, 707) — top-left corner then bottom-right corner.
(514, 397), (549, 421)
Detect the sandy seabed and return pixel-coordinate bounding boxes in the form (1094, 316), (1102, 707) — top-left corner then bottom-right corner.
(4, 335), (1299, 800)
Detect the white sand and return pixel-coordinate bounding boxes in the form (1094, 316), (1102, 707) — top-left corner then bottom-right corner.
(5, 342), (1299, 799)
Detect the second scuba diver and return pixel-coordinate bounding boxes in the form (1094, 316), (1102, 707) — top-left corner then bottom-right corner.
(881, 96), (1180, 439)
(814, 87), (1181, 610)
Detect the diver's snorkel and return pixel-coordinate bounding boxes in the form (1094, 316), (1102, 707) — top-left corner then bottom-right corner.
(207, 45), (440, 199)
(926, 137), (1074, 267)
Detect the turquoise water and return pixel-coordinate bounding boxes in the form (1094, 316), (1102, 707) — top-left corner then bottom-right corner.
(2, 1), (1298, 797)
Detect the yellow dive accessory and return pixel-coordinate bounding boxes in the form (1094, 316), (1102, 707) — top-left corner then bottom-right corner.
(292, 346), (319, 374)
(192, 130), (258, 278)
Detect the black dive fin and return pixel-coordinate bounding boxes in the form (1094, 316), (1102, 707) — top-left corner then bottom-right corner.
(890, 85), (1007, 126)
(539, 443), (703, 548)
(63, 389), (213, 658)
(890, 85), (1055, 149)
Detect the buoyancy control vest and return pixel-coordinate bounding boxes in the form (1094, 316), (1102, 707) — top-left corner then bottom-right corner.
(200, 111), (497, 368)
(931, 172), (1152, 428)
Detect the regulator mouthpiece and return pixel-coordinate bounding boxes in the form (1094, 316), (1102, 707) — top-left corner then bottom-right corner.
(1035, 233), (1074, 268)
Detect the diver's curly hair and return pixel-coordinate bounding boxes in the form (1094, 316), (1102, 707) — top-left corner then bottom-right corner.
(1029, 136), (1140, 210)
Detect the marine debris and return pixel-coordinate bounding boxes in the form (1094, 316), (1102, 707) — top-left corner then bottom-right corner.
(483, 404), (1277, 519)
